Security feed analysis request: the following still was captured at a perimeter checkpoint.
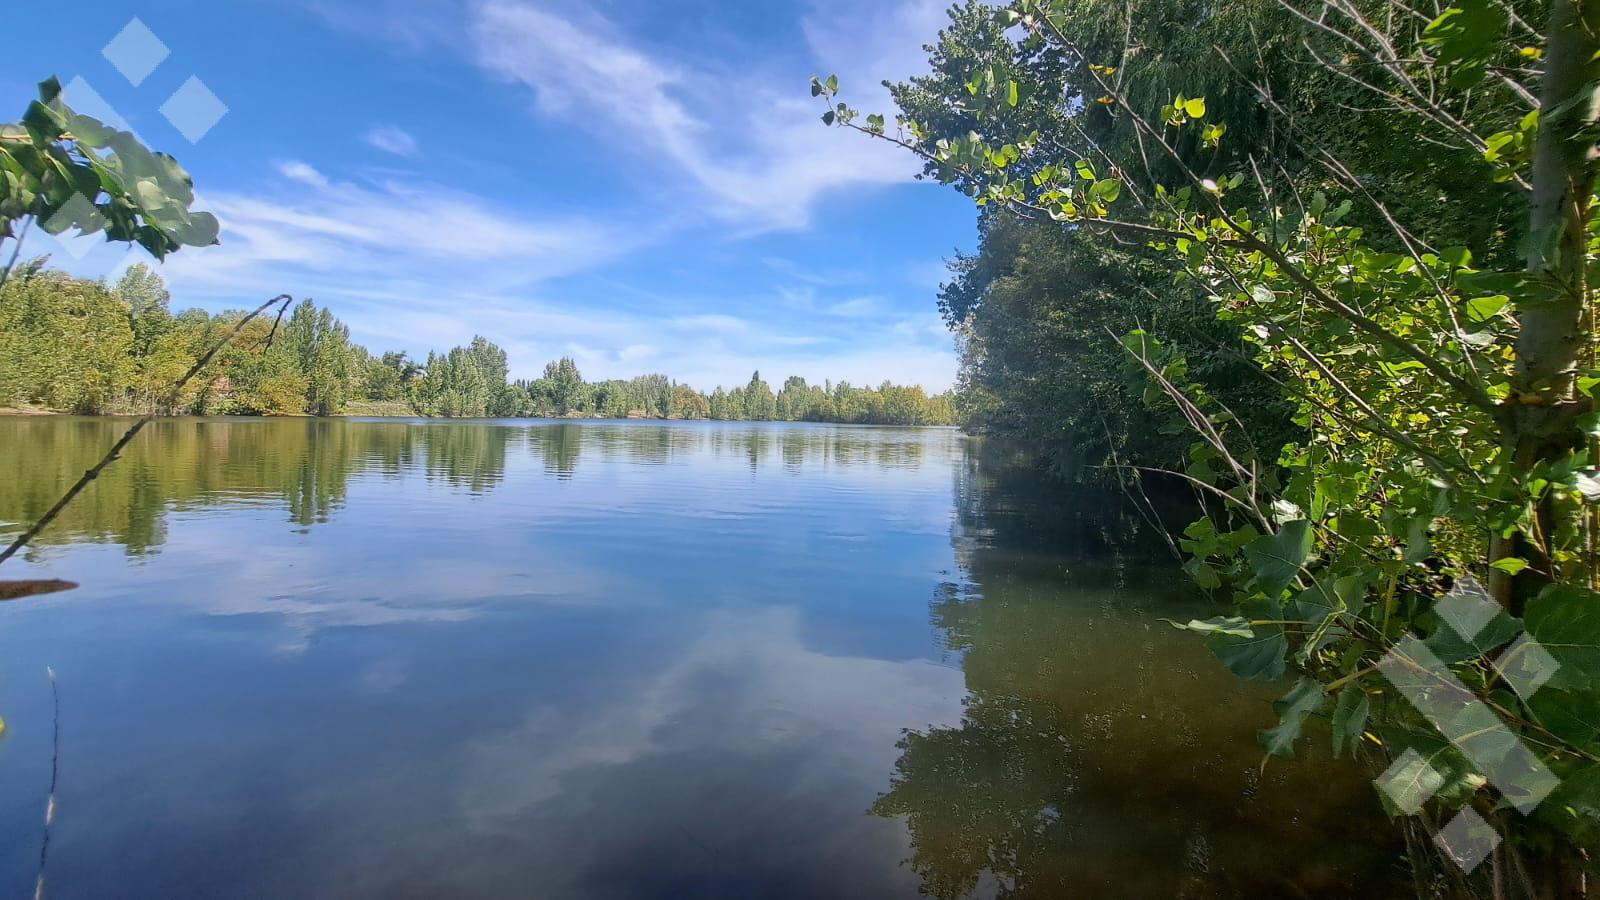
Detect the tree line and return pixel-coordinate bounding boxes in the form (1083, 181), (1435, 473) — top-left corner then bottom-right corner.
(0, 260), (955, 425)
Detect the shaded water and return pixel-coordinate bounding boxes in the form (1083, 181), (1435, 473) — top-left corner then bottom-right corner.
(0, 418), (1403, 897)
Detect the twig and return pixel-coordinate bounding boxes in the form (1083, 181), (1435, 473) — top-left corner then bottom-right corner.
(0, 294), (293, 566)
(33, 666), (58, 900)
(0, 216), (36, 294)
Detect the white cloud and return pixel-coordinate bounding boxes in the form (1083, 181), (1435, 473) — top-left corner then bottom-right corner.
(459, 605), (966, 825)
(160, 160), (633, 291)
(468, 0), (924, 232)
(668, 313), (749, 334)
(365, 125), (421, 158)
(826, 296), (884, 318)
(617, 344), (656, 363)
(278, 160), (331, 189)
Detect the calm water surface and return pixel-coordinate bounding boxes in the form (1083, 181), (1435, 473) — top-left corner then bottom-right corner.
(0, 418), (1403, 898)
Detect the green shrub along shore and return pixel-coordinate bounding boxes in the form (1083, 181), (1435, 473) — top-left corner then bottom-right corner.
(0, 260), (955, 425)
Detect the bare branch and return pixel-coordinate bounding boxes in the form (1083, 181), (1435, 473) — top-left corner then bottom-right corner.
(0, 294), (295, 566)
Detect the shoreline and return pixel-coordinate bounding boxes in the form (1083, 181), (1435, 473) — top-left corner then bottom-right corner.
(0, 407), (958, 427)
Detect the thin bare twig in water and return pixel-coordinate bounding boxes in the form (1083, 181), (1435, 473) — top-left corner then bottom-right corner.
(0, 294), (294, 566)
(1096, 413), (1183, 563)
(34, 666), (58, 900)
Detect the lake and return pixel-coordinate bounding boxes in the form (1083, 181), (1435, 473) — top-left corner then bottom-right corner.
(0, 418), (1403, 897)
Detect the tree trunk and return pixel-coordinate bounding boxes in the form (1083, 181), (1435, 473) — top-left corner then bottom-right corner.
(1491, 0), (1600, 612)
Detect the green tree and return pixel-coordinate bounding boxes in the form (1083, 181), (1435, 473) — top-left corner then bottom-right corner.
(542, 357), (588, 415)
(278, 299), (355, 416)
(114, 264), (172, 353)
(0, 266), (133, 413)
(818, 0), (1600, 890)
(743, 371), (777, 420)
(670, 383), (710, 419)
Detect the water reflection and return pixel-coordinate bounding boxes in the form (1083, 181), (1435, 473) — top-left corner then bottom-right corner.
(0, 421), (1404, 897)
(0, 419), (951, 558)
(872, 442), (1405, 897)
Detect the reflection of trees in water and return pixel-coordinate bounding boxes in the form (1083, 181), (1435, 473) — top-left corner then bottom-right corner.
(697, 424), (944, 473)
(1, 420), (961, 558)
(525, 423), (583, 480)
(707, 426), (772, 471)
(519, 422), (952, 478)
(415, 423), (509, 494)
(0, 418), (511, 556)
(873, 441), (1405, 898)
(577, 423), (696, 467)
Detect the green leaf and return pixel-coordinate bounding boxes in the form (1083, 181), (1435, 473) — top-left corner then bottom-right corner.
(1192, 564), (1220, 589)
(1163, 615), (1253, 637)
(1207, 600), (1287, 680)
(36, 76), (63, 105)
(1260, 678), (1325, 757)
(1090, 179), (1121, 203)
(1244, 520), (1313, 598)
(821, 110), (835, 126)
(1490, 557), (1529, 575)
(1007, 80), (1019, 107)
(1290, 573), (1363, 623)
(21, 100), (67, 138)
(1528, 688), (1600, 751)
(1183, 96), (1206, 119)
(1526, 585), (1600, 689)
(1423, 0), (1508, 82)
(1537, 764), (1600, 845)
(1331, 686), (1370, 758)
(1465, 294), (1508, 322)
(825, 74), (838, 93)
(1424, 608), (1521, 664)
(1373, 730), (1485, 816)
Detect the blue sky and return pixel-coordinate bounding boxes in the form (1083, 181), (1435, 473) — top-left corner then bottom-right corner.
(1, 0), (976, 390)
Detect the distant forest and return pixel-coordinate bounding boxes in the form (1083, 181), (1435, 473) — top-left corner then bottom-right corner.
(0, 261), (955, 425)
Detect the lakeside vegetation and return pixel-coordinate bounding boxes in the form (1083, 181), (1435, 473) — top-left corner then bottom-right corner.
(0, 261), (955, 425)
(811, 0), (1600, 892)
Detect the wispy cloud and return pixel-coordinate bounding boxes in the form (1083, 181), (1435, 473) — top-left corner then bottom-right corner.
(468, 0), (924, 232)
(826, 296), (884, 318)
(365, 125), (421, 158)
(133, 161), (954, 389)
(161, 160), (632, 289)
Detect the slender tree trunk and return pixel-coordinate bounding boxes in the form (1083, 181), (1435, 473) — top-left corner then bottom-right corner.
(1491, 0), (1600, 613)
